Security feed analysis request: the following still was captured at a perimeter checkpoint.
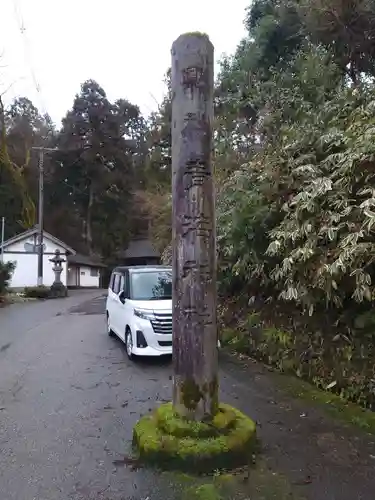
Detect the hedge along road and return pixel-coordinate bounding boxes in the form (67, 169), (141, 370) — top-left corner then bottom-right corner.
(0, 293), (374, 499)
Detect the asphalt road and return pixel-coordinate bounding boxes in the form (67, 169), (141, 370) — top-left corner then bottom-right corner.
(0, 292), (374, 500)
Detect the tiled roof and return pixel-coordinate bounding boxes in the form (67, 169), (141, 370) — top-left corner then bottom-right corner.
(117, 239), (160, 259)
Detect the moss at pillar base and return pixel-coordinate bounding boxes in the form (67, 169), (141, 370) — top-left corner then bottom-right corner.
(132, 402), (256, 473)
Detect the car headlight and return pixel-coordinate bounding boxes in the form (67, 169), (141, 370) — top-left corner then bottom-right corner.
(133, 309), (155, 321)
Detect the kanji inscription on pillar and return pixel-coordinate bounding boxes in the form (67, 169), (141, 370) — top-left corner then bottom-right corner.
(171, 33), (218, 420)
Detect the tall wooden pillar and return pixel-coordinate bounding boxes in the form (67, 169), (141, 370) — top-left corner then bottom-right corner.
(171, 33), (218, 420)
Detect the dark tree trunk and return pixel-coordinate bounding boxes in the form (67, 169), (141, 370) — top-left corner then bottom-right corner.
(86, 182), (94, 254)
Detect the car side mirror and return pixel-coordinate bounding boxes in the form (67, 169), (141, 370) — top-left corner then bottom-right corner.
(118, 290), (126, 304)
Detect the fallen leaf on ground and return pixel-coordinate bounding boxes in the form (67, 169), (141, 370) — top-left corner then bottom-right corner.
(112, 456), (142, 470)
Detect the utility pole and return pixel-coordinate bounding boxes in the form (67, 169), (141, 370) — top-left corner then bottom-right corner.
(37, 148), (44, 286)
(32, 146), (58, 286)
(1, 216), (4, 263)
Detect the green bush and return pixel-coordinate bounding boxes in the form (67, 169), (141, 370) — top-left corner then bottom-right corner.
(0, 261), (15, 300)
(217, 85), (375, 313)
(24, 286), (50, 299)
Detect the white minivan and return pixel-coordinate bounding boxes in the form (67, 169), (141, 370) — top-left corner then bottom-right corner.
(105, 266), (172, 359)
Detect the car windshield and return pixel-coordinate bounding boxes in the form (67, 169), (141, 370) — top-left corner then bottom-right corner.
(130, 270), (172, 301)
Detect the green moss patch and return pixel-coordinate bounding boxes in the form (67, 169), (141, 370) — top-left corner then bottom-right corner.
(133, 402), (256, 473)
(161, 460), (303, 499)
(277, 373), (375, 435)
(182, 31), (209, 38)
(156, 403), (237, 438)
(221, 314), (375, 433)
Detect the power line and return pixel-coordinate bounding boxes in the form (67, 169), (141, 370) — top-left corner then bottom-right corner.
(12, 0), (49, 117)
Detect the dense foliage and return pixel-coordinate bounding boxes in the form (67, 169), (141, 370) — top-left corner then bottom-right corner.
(213, 0), (375, 408)
(23, 286), (50, 299)
(0, 81), (148, 262)
(215, 0), (375, 312)
(0, 261), (15, 300)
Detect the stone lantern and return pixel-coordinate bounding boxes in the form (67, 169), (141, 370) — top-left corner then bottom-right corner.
(49, 249), (68, 298)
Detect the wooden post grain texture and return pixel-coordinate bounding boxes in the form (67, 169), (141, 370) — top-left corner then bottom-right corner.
(171, 33), (218, 420)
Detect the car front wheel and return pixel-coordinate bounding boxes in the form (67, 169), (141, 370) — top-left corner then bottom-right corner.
(107, 313), (115, 337)
(125, 328), (134, 360)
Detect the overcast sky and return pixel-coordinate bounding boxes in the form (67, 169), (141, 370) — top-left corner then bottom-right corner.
(1, 0), (249, 126)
